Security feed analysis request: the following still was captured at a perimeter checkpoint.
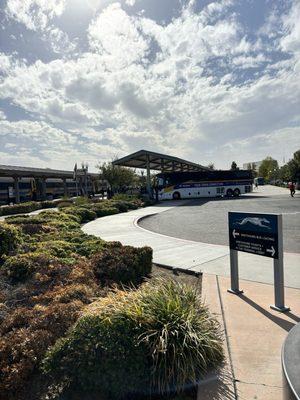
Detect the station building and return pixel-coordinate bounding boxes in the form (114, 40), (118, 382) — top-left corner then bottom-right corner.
(0, 164), (103, 204)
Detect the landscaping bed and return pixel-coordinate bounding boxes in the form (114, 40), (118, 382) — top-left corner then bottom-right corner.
(0, 197), (223, 400)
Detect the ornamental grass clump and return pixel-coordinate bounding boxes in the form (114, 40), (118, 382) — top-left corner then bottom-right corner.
(0, 223), (21, 262)
(42, 278), (224, 399)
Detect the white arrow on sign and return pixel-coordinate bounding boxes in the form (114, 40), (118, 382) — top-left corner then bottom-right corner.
(266, 246), (275, 257)
(232, 229), (239, 239)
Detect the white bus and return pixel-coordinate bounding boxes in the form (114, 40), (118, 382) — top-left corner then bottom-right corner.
(156, 170), (253, 200)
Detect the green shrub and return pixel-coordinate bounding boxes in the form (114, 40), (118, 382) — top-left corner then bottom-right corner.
(63, 207), (97, 223)
(5, 215), (43, 225)
(125, 201), (140, 210)
(92, 245), (152, 286)
(93, 206), (119, 218)
(76, 237), (106, 257)
(0, 201), (41, 216)
(57, 200), (73, 208)
(39, 210), (81, 224)
(111, 201), (128, 213)
(0, 223), (21, 261)
(43, 279), (224, 399)
(33, 240), (76, 259)
(40, 200), (57, 209)
(1, 252), (53, 283)
(19, 223), (50, 236)
(112, 193), (140, 202)
(74, 196), (91, 206)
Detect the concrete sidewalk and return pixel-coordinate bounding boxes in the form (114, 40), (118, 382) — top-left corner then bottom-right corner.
(0, 207), (58, 221)
(199, 274), (300, 400)
(82, 201), (300, 289)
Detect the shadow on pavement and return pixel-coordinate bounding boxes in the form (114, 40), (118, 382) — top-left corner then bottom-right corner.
(197, 368), (236, 400)
(238, 294), (297, 332)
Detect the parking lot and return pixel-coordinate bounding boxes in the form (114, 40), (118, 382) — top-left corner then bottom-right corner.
(139, 186), (300, 253)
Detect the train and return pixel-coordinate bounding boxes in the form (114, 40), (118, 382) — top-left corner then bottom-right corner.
(0, 177), (105, 205)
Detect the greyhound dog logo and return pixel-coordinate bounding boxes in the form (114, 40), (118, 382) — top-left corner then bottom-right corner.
(235, 217), (271, 230)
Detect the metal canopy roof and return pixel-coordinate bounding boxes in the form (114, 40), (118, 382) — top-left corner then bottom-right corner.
(0, 164), (99, 179)
(112, 150), (208, 172)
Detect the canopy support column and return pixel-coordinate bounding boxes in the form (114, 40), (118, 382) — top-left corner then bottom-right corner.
(146, 154), (152, 198)
(14, 176), (20, 204)
(41, 177), (47, 200)
(63, 178), (68, 197)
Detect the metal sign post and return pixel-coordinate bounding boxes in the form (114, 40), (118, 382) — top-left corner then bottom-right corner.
(270, 214), (290, 312)
(228, 212), (290, 313)
(228, 249), (243, 295)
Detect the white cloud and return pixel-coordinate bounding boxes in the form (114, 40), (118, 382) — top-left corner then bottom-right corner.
(5, 0), (76, 55)
(88, 3), (149, 69)
(1, 1), (300, 169)
(218, 126), (300, 168)
(280, 1), (300, 54)
(232, 53), (269, 69)
(125, 0), (136, 6)
(6, 0), (66, 31)
(0, 53), (12, 74)
(45, 27), (77, 53)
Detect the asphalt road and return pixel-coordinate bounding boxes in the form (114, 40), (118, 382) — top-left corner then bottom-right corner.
(139, 191), (300, 253)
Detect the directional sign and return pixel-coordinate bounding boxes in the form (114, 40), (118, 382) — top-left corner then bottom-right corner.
(228, 212), (279, 259)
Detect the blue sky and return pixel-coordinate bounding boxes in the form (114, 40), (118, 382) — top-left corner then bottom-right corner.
(0, 0), (299, 171)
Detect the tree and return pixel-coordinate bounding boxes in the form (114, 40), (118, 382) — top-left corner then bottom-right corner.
(230, 161), (238, 170)
(207, 163), (215, 170)
(258, 157), (279, 182)
(279, 149), (300, 182)
(97, 161), (138, 192)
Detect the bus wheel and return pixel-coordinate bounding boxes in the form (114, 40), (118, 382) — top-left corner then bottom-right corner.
(173, 192), (181, 200)
(233, 188), (240, 197)
(226, 189), (233, 197)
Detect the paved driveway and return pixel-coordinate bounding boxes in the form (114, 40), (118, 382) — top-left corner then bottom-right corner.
(140, 186), (300, 253)
(82, 187), (300, 288)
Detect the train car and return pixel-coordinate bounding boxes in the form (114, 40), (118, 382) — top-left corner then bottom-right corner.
(0, 176), (102, 204)
(0, 177), (35, 205)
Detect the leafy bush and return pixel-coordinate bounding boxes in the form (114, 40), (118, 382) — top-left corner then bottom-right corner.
(0, 197), (153, 399)
(112, 193), (140, 202)
(5, 215), (43, 225)
(74, 196), (91, 206)
(111, 201), (128, 213)
(39, 210), (81, 224)
(92, 245), (152, 286)
(63, 207), (97, 223)
(0, 223), (21, 261)
(43, 279), (224, 399)
(1, 252), (53, 283)
(19, 223), (51, 236)
(0, 302), (82, 400)
(0, 257), (98, 400)
(57, 200), (73, 208)
(32, 240), (76, 259)
(40, 200), (57, 209)
(0, 201), (41, 216)
(93, 206), (119, 218)
(76, 237), (106, 257)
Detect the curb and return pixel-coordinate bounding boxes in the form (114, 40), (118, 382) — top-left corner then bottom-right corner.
(154, 262), (202, 277)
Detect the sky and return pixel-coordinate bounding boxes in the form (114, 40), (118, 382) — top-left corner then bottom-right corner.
(0, 0), (300, 172)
